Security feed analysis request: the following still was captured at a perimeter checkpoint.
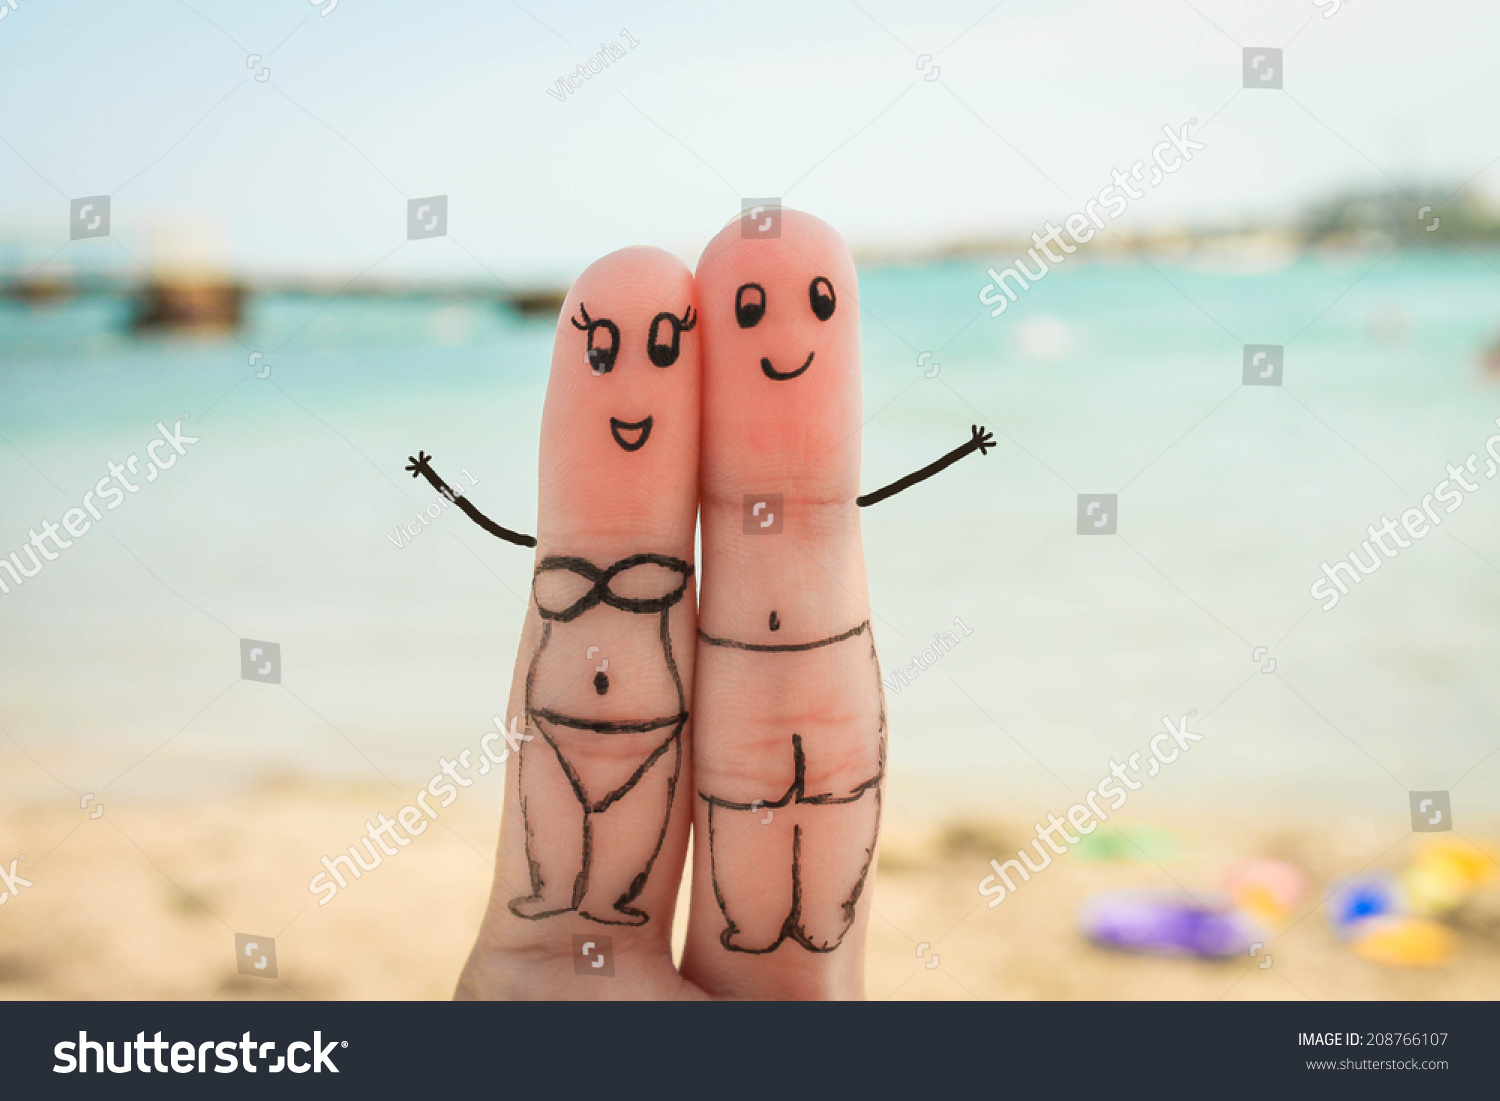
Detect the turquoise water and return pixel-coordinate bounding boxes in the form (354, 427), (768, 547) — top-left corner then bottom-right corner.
(2, 251), (1498, 824)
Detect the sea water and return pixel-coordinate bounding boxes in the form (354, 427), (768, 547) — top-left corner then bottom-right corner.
(2, 252), (1497, 822)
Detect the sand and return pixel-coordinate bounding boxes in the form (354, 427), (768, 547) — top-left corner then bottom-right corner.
(1, 780), (1496, 1000)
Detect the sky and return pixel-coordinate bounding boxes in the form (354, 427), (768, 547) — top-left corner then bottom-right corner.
(2, 0), (1498, 282)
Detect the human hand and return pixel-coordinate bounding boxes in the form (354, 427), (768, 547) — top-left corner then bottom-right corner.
(456, 216), (881, 1001)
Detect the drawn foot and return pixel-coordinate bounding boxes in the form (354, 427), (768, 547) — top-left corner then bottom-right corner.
(578, 904), (648, 927)
(720, 922), (784, 954)
(794, 920), (854, 953)
(507, 894), (575, 920)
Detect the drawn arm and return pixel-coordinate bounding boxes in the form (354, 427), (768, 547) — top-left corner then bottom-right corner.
(856, 424), (995, 508)
(404, 450), (537, 548)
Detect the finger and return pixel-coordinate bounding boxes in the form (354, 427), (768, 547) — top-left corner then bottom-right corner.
(683, 210), (883, 998)
(457, 247), (701, 999)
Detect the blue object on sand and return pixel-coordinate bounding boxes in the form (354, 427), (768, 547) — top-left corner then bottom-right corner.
(1080, 890), (1257, 958)
(1326, 873), (1400, 938)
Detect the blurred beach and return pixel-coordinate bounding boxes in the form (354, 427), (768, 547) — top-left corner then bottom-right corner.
(2, 787), (1497, 1000)
(3, 250), (1500, 998)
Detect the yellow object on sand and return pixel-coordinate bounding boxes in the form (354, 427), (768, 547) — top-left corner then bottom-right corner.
(1400, 839), (1498, 917)
(1227, 859), (1307, 928)
(1352, 917), (1455, 968)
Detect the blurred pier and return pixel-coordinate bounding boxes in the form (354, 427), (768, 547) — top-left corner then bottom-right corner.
(0, 228), (566, 333)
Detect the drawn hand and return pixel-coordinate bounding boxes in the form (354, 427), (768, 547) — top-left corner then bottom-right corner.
(405, 450), (435, 479)
(971, 424), (996, 456)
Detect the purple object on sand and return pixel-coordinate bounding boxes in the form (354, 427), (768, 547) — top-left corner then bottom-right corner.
(1081, 890), (1257, 958)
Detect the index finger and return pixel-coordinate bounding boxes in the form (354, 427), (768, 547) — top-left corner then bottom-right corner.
(457, 246), (702, 998)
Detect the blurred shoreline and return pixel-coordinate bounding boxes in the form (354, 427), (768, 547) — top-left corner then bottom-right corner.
(4, 183), (1499, 334)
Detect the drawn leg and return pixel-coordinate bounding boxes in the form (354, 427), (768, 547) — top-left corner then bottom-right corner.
(704, 798), (796, 952)
(507, 726), (586, 919)
(793, 790), (880, 951)
(576, 735), (682, 925)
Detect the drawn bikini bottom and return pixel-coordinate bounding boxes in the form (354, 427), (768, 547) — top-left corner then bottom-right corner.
(528, 710), (685, 813)
(694, 621), (884, 805)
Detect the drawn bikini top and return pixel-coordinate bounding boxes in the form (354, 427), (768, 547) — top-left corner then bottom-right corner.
(533, 554), (693, 623)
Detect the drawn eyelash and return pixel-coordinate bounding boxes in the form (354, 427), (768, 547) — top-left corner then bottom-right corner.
(571, 303), (620, 374)
(646, 305), (696, 367)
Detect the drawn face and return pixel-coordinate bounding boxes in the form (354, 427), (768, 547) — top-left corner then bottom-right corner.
(732, 275), (837, 380)
(539, 247), (701, 544)
(695, 210), (862, 504)
(570, 297), (696, 452)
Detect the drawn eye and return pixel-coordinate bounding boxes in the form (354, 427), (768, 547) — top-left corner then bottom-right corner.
(735, 283), (765, 329)
(809, 277), (836, 321)
(647, 306), (697, 367)
(571, 304), (620, 374)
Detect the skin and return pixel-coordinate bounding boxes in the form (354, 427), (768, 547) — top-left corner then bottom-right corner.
(457, 215), (909, 1000)
(682, 211), (878, 999)
(456, 246), (704, 999)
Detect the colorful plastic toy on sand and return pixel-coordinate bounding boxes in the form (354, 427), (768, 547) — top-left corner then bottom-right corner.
(1073, 824), (1182, 865)
(1226, 858), (1307, 928)
(1352, 916), (1455, 968)
(1400, 839), (1498, 918)
(1325, 873), (1401, 939)
(1080, 890), (1258, 959)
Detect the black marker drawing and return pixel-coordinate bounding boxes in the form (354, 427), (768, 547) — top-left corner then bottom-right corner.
(647, 306), (697, 367)
(571, 303), (620, 375)
(808, 276), (836, 321)
(761, 351), (813, 381)
(609, 415), (653, 452)
(697, 622), (885, 953)
(734, 283), (765, 328)
(405, 450), (537, 548)
(401, 449), (692, 927)
(515, 553), (692, 925)
(856, 424), (995, 508)
(695, 270), (992, 955)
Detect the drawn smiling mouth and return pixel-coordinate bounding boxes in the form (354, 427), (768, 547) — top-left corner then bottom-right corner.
(760, 352), (814, 381)
(609, 415), (653, 452)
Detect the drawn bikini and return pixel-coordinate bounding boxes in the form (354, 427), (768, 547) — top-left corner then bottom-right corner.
(404, 295), (698, 926)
